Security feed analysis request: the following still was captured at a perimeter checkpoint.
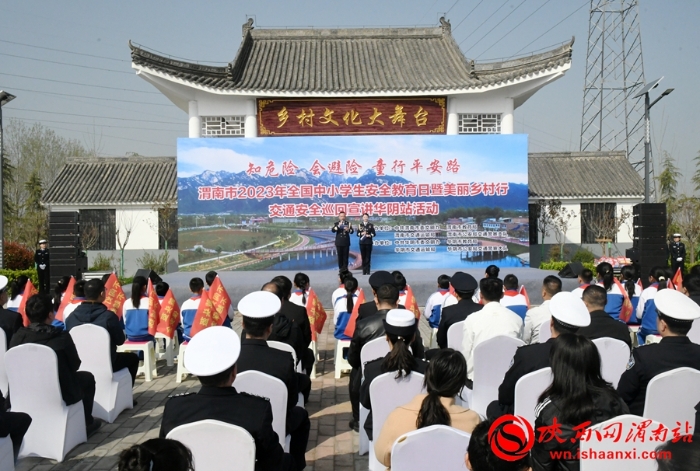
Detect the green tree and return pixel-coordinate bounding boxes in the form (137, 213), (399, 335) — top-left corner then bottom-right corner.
(692, 150), (700, 192)
(22, 171), (46, 244)
(657, 151), (680, 205)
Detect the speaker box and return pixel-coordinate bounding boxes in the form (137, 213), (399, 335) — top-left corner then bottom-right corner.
(633, 203), (666, 216)
(558, 262), (584, 279)
(134, 269), (162, 284)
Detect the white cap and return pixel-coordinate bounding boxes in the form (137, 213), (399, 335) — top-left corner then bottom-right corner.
(38, 239), (47, 244)
(184, 326), (241, 376)
(550, 292), (591, 327)
(673, 233), (682, 238)
(387, 309), (415, 327)
(237, 291), (281, 318)
(0, 276), (7, 292)
(655, 289), (700, 321)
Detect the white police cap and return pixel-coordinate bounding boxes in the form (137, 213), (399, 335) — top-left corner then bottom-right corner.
(0, 276), (7, 292)
(550, 291), (591, 327)
(655, 289), (700, 321)
(237, 291), (281, 318)
(184, 326), (241, 376)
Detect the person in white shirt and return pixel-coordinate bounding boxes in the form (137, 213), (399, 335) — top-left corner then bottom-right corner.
(423, 274), (451, 330)
(331, 269), (352, 310)
(523, 275), (562, 344)
(462, 277), (523, 384)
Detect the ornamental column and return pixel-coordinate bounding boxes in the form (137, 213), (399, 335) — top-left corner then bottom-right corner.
(245, 99), (257, 138)
(501, 98), (514, 134)
(188, 101), (201, 138)
(446, 112), (459, 135)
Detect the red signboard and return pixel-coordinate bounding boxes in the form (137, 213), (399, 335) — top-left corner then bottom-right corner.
(258, 97), (446, 137)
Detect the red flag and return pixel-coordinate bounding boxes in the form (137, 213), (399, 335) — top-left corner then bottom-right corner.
(147, 279), (161, 336)
(189, 290), (218, 337)
(518, 285), (531, 309)
(156, 288), (180, 338)
(55, 276), (76, 322)
(103, 274), (127, 319)
(306, 288), (327, 342)
(343, 289), (366, 338)
(614, 277), (634, 323)
(208, 276), (231, 326)
(18, 280), (38, 327)
(404, 285), (421, 319)
(672, 268), (683, 291)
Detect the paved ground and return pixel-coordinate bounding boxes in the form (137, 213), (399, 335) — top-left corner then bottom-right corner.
(15, 313), (371, 471)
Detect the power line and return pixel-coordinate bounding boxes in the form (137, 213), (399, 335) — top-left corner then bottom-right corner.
(4, 107), (183, 125)
(0, 72), (161, 94)
(513, 1), (588, 55)
(0, 52), (133, 74)
(419, 1), (441, 22)
(466, 0), (528, 51)
(458, 0), (510, 47)
(33, 122), (177, 148)
(0, 86), (174, 106)
(477, 0), (553, 59)
(451, 0), (485, 33)
(445, 0), (461, 15)
(9, 116), (184, 133)
(0, 38), (127, 62)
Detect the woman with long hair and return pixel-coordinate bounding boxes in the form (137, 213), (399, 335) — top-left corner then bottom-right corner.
(595, 262), (626, 320)
(333, 276), (359, 339)
(6, 275), (29, 312)
(374, 348), (480, 468)
(52, 276), (71, 313)
(118, 438), (193, 471)
(619, 265), (642, 322)
(636, 266), (668, 345)
(360, 309), (429, 441)
(532, 334), (628, 470)
(121, 276), (153, 342)
(290, 272), (310, 307)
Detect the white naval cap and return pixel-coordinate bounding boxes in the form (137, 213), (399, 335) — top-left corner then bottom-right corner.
(673, 233), (682, 238)
(0, 276), (7, 292)
(184, 326), (241, 376)
(382, 309), (417, 337)
(550, 291), (591, 327)
(655, 289), (700, 321)
(38, 239), (47, 244)
(237, 291), (281, 318)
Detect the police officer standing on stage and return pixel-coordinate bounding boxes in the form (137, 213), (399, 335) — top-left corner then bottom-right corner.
(332, 211), (353, 271)
(669, 233), (686, 274)
(357, 213), (376, 275)
(34, 239), (50, 293)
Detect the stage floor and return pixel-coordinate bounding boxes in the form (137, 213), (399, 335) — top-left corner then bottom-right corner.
(161, 267), (580, 309)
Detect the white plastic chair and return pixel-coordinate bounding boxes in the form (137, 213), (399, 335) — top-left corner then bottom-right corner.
(580, 415), (663, 471)
(167, 419), (255, 471)
(645, 335), (662, 344)
(175, 342), (190, 383)
(335, 339), (351, 379)
(471, 335), (525, 417)
(538, 319), (551, 343)
(310, 339), (317, 379)
(234, 370), (291, 451)
(592, 337), (630, 389)
(117, 340), (157, 381)
(0, 436), (13, 471)
(390, 425), (471, 471)
(368, 371), (426, 471)
(643, 367), (700, 428)
(267, 340), (304, 408)
(5, 344), (87, 462)
(514, 367), (552, 427)
(155, 332), (178, 367)
(447, 320), (465, 350)
(688, 321), (700, 345)
(69, 324), (133, 423)
(361, 337), (390, 375)
(0, 331), (8, 397)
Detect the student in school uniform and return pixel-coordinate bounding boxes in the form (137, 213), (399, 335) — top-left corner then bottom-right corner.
(500, 274), (528, 320)
(205, 271), (234, 328)
(423, 274), (451, 331)
(636, 267), (668, 345)
(180, 278), (204, 342)
(121, 276), (153, 343)
(571, 268), (594, 298)
(6, 275), (29, 312)
(595, 262), (625, 320)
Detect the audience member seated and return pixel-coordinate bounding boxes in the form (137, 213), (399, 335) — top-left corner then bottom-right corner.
(205, 271), (234, 328)
(333, 276), (359, 340)
(0, 390), (31, 461)
(0, 276), (22, 343)
(487, 292), (590, 420)
(636, 267), (667, 344)
(434, 272), (482, 350)
(655, 437), (700, 471)
(423, 274), (451, 330)
(331, 269), (353, 309)
(596, 262), (626, 320)
(393, 271), (417, 316)
(118, 438), (193, 471)
(180, 277), (204, 342)
(59, 279), (86, 328)
(577, 285), (632, 348)
(617, 289), (700, 415)
(10, 294), (101, 435)
(65, 279), (139, 386)
(619, 265), (642, 321)
(522, 276), (562, 344)
(462, 277), (523, 387)
(374, 349), (480, 469)
(466, 419), (531, 471)
(50, 276), (71, 330)
(122, 277), (154, 343)
(685, 273), (700, 306)
(571, 268), (594, 298)
(532, 334), (629, 470)
(260, 281), (306, 368)
(236, 291), (310, 471)
(360, 309), (429, 440)
(159, 326), (293, 471)
(347, 283), (425, 432)
(271, 275), (314, 375)
(357, 271), (406, 319)
(6, 275), (28, 312)
(290, 272), (310, 307)
(500, 274), (528, 319)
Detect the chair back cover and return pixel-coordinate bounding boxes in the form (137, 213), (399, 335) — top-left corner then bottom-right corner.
(514, 367), (552, 426)
(643, 367), (700, 428)
(446, 320), (465, 350)
(471, 335), (525, 416)
(234, 370), (288, 449)
(390, 425), (471, 471)
(592, 337), (630, 388)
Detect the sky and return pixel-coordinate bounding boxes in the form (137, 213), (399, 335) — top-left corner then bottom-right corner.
(1, 1), (698, 191)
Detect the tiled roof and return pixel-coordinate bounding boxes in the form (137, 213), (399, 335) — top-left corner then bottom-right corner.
(129, 18), (573, 94)
(42, 157), (176, 205)
(528, 152), (644, 198)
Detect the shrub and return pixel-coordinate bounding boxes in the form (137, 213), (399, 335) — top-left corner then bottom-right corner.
(572, 248), (596, 264)
(547, 245), (570, 262)
(0, 269), (39, 287)
(3, 241), (34, 270)
(90, 253), (115, 271)
(539, 261), (596, 273)
(136, 251), (168, 275)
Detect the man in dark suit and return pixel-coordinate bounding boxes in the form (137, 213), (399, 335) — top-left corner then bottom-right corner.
(436, 272), (482, 349)
(34, 239), (50, 293)
(236, 291), (310, 471)
(578, 285), (632, 348)
(332, 211), (354, 271)
(357, 271), (406, 320)
(159, 326), (293, 471)
(486, 292), (591, 419)
(0, 276), (22, 344)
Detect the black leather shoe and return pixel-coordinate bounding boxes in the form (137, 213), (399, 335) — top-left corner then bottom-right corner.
(349, 419), (359, 432)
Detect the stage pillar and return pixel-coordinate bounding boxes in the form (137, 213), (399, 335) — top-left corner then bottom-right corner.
(188, 101), (201, 138)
